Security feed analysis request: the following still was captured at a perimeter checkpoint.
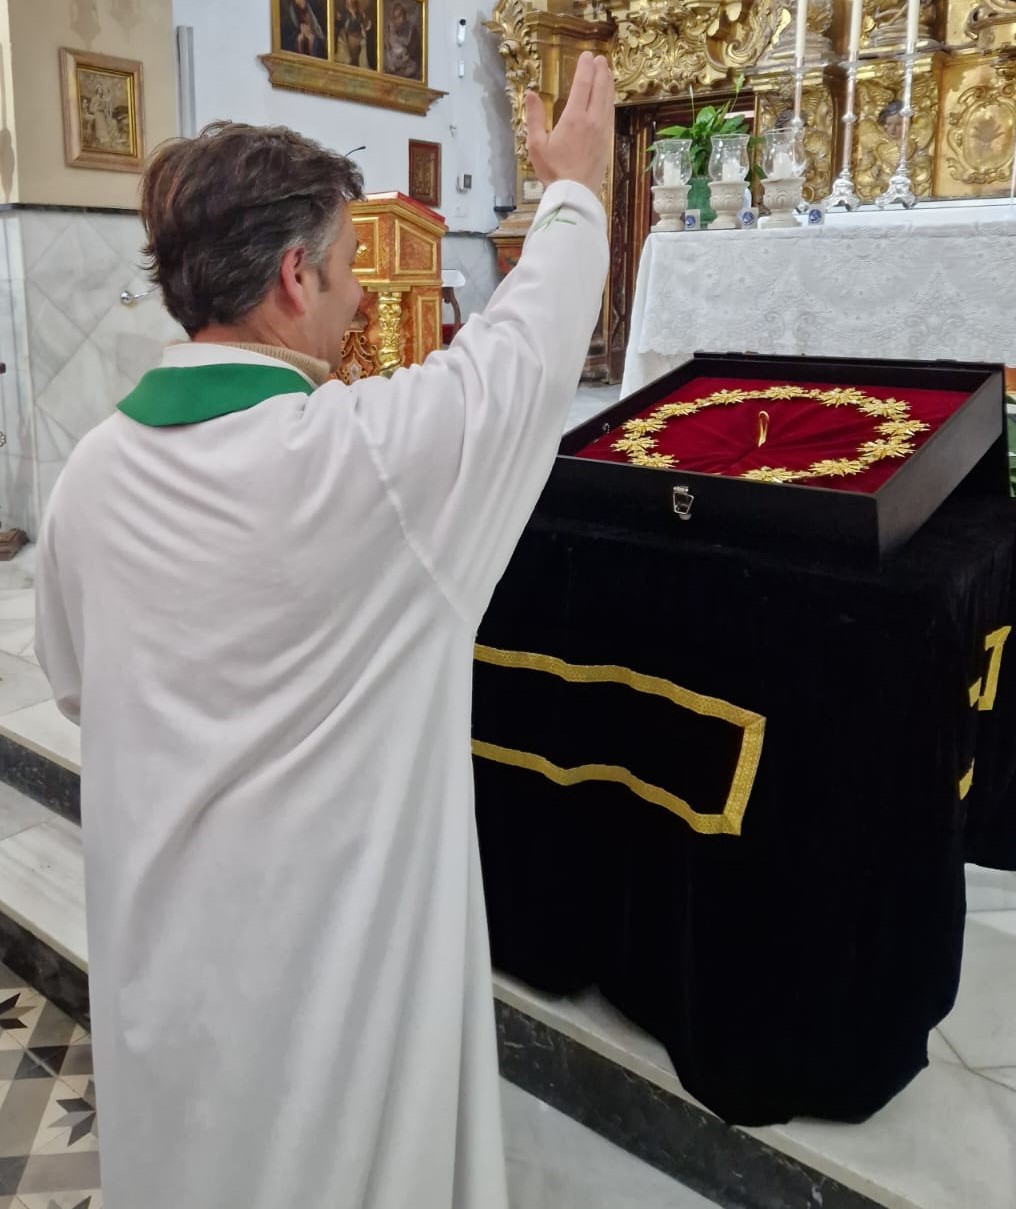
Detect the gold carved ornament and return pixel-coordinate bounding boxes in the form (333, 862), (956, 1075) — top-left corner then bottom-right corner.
(611, 0), (782, 101)
(486, 0), (541, 169)
(609, 385), (930, 483)
(855, 68), (937, 201)
(945, 80), (1016, 187)
(374, 290), (406, 376)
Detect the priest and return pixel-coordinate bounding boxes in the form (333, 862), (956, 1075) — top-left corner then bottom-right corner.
(34, 53), (614, 1209)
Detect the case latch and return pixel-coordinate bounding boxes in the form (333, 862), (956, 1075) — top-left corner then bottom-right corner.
(672, 485), (695, 520)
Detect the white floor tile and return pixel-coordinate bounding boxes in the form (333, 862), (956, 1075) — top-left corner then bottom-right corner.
(0, 650), (57, 717)
(756, 1056), (1016, 1209)
(0, 698), (80, 773)
(0, 589), (34, 621)
(938, 915), (1016, 1068)
(502, 1081), (718, 1209)
(972, 910), (1016, 940)
(966, 864), (1016, 913)
(0, 544), (35, 590)
(0, 817), (87, 970)
(0, 780), (51, 841)
(0, 618), (35, 658)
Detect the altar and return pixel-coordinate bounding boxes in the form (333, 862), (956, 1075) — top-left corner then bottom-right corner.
(621, 203), (1016, 396)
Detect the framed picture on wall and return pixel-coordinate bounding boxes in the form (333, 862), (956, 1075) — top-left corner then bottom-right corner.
(262, 0), (444, 116)
(59, 48), (145, 173)
(408, 139), (440, 206)
(279, 0), (329, 58)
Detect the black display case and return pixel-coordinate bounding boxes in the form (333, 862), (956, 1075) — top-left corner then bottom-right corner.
(545, 353), (1007, 564)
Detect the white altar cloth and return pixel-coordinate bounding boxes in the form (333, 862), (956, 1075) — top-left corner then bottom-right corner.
(621, 205), (1016, 396)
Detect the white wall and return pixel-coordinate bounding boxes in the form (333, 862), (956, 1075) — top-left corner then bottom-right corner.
(171, 0), (515, 235)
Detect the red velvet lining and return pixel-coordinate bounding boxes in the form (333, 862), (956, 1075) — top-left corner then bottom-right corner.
(577, 377), (971, 494)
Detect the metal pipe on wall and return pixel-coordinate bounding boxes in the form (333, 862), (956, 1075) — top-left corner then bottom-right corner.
(176, 25), (197, 139)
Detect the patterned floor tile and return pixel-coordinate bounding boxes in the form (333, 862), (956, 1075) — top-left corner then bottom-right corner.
(32, 1080), (97, 1158)
(18, 1192), (101, 1208)
(0, 991), (44, 1054)
(0, 973), (98, 1205)
(13, 1152), (101, 1197)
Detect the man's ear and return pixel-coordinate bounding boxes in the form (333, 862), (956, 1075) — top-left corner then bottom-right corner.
(279, 245), (309, 316)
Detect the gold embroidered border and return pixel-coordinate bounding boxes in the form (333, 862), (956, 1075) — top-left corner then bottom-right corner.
(611, 385), (930, 484)
(473, 644), (766, 837)
(969, 625), (1012, 712)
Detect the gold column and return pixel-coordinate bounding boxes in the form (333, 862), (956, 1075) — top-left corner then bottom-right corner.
(374, 289), (408, 377)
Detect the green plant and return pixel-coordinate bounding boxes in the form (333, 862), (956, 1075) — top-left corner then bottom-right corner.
(652, 73), (749, 178)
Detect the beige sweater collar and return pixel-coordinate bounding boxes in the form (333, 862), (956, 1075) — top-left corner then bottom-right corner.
(223, 343), (332, 387)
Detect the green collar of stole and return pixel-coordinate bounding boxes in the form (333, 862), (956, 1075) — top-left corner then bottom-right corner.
(117, 363), (313, 428)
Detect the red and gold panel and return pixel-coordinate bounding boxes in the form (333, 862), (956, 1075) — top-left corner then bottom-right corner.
(577, 376), (970, 494)
(352, 217), (381, 278)
(412, 289), (442, 364)
(395, 219), (439, 278)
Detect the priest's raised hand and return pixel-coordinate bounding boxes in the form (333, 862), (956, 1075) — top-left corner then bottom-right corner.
(524, 50), (614, 195)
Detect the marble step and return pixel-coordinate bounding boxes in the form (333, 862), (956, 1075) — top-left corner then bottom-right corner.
(1, 725), (1015, 1209)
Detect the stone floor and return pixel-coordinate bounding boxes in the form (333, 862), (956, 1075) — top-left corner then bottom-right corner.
(0, 948), (718, 1209)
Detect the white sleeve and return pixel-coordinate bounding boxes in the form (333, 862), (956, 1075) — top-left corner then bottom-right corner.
(34, 483), (82, 725)
(349, 179), (609, 624)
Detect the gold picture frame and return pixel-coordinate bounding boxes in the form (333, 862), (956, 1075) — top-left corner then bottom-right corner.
(59, 48), (145, 173)
(261, 0), (445, 116)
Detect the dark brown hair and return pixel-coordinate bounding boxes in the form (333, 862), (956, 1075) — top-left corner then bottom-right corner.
(141, 121), (364, 336)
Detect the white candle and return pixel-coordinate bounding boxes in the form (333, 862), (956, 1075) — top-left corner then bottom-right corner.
(772, 150), (794, 178)
(722, 160), (743, 182)
(847, 0), (862, 61)
(662, 160), (680, 187)
(905, 0), (920, 53)
(794, 0), (808, 67)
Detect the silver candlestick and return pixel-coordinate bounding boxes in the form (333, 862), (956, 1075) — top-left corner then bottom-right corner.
(791, 62), (805, 137)
(823, 56), (861, 211)
(790, 63), (811, 214)
(876, 51), (918, 209)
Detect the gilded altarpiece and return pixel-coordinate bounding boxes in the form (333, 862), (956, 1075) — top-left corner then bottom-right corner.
(487, 0), (1016, 381)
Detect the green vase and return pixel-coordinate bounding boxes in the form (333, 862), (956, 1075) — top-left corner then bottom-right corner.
(688, 176), (715, 228)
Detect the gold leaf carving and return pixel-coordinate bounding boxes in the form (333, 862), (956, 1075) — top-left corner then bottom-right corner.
(486, 0), (542, 167)
(945, 80), (1016, 186)
(855, 65), (937, 202)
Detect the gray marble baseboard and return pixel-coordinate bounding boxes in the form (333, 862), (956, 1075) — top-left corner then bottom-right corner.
(497, 1001), (883, 1209)
(0, 906), (90, 1029)
(0, 733), (80, 824)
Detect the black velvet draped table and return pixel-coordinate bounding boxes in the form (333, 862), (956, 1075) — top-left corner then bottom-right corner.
(472, 496), (1016, 1128)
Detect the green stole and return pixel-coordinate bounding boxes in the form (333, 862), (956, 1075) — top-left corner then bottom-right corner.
(117, 363), (313, 428)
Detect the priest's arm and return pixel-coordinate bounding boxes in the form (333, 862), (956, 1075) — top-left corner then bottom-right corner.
(348, 178), (610, 625)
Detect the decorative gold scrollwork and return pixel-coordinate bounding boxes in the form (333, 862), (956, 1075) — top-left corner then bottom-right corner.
(486, 0), (542, 168)
(375, 290), (406, 377)
(945, 80), (1016, 186)
(609, 0), (783, 102)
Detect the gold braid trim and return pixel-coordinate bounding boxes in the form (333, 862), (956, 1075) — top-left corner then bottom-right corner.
(610, 386), (930, 483)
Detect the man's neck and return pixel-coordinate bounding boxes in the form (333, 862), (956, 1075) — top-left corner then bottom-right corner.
(193, 324), (333, 387)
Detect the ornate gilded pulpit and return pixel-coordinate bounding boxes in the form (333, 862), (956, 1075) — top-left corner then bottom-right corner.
(336, 192), (446, 383)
